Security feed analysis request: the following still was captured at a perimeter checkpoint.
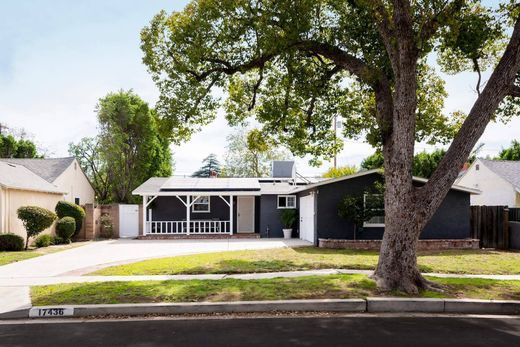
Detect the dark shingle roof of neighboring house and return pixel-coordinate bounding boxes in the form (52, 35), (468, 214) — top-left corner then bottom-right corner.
(479, 158), (520, 190)
(0, 157), (75, 183)
(0, 161), (65, 194)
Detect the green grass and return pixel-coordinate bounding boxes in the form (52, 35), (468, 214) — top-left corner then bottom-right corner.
(91, 247), (520, 276)
(0, 242), (90, 266)
(31, 275), (520, 306)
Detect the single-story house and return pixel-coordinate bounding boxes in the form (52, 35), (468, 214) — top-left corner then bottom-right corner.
(457, 158), (520, 207)
(0, 157), (95, 205)
(0, 161), (65, 240)
(133, 161), (479, 244)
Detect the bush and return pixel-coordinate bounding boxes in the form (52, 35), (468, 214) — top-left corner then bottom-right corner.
(99, 214), (113, 239)
(55, 201), (85, 233)
(17, 206), (57, 249)
(52, 236), (69, 245)
(280, 209), (297, 229)
(0, 233), (24, 251)
(56, 217), (76, 241)
(34, 234), (53, 248)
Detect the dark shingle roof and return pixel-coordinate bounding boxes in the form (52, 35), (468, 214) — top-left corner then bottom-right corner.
(0, 157), (75, 183)
(480, 159), (520, 190)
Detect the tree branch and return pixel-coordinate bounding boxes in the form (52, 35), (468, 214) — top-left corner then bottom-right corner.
(417, 16), (520, 211)
(418, 0), (463, 47)
(509, 84), (520, 98)
(367, 0), (399, 72)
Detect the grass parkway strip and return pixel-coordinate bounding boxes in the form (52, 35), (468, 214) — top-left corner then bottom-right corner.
(90, 247), (520, 276)
(31, 274), (520, 306)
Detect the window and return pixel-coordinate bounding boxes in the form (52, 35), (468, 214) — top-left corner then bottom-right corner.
(74, 198), (80, 205)
(277, 195), (296, 209)
(475, 164), (480, 171)
(192, 196), (210, 213)
(363, 193), (385, 227)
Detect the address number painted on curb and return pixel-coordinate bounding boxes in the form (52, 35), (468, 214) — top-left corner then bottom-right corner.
(29, 307), (74, 318)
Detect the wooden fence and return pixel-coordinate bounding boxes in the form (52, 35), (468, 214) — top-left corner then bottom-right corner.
(470, 206), (509, 249)
(509, 208), (520, 222)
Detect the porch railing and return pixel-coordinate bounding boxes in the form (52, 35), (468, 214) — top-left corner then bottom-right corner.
(146, 220), (231, 235)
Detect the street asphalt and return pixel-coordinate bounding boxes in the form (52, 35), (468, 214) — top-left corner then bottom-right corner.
(0, 315), (519, 346)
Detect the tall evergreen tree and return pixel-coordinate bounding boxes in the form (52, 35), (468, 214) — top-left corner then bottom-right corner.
(192, 154), (221, 177)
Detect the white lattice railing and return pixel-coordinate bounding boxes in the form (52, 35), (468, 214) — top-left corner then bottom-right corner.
(146, 220), (231, 235)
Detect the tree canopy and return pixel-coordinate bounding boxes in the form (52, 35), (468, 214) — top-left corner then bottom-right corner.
(322, 165), (357, 178)
(192, 154), (222, 177)
(141, 0), (520, 293)
(361, 149), (448, 178)
(0, 133), (40, 158)
(70, 90), (173, 203)
(223, 127), (291, 177)
(498, 140), (520, 160)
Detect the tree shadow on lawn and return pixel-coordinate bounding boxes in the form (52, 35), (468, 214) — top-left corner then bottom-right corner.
(32, 276), (383, 305)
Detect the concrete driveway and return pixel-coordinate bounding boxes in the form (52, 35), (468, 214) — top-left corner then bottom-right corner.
(0, 238), (311, 279)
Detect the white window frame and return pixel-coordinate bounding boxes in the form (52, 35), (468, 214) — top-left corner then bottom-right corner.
(192, 196), (211, 213)
(277, 195), (297, 209)
(363, 193), (385, 227)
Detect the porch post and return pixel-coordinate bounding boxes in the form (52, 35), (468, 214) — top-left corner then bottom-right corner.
(186, 195), (191, 235)
(142, 195), (147, 235)
(229, 195), (234, 235)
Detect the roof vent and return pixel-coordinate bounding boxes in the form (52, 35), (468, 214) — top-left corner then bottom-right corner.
(272, 161), (295, 178)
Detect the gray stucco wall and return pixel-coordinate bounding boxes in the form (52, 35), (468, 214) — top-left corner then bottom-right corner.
(258, 195), (298, 238)
(308, 172), (471, 241)
(148, 196), (240, 233)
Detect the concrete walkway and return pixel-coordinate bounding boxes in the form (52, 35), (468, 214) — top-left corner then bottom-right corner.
(3, 269), (520, 287)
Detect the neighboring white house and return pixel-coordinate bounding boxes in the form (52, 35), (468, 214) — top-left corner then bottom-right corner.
(457, 158), (520, 207)
(0, 157), (95, 205)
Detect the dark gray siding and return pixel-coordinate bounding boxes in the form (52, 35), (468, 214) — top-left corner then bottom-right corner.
(313, 174), (382, 240)
(307, 172), (471, 240)
(421, 189), (470, 239)
(258, 195), (298, 238)
(148, 196), (240, 233)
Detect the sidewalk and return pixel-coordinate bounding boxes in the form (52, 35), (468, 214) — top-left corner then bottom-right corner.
(2, 269), (520, 287)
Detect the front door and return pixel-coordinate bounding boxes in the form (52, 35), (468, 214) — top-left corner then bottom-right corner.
(237, 196), (255, 233)
(299, 195), (315, 243)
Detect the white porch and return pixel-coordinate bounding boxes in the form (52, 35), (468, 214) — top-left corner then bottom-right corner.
(142, 192), (257, 236)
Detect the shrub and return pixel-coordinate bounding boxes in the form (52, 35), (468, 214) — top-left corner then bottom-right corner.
(52, 236), (69, 245)
(17, 206), (57, 249)
(280, 209), (297, 229)
(99, 214), (113, 239)
(0, 233), (24, 251)
(55, 201), (85, 233)
(56, 217), (76, 241)
(34, 234), (53, 248)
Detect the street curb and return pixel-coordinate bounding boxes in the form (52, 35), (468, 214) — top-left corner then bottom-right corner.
(1, 298), (519, 319)
(367, 297), (445, 313)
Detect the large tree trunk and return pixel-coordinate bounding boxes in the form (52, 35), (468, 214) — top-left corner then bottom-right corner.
(372, 16), (520, 294)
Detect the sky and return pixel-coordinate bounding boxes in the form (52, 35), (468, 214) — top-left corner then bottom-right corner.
(1, 0), (519, 177)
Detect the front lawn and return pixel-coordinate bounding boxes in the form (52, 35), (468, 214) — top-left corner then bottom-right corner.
(91, 247), (520, 276)
(0, 242), (90, 266)
(31, 275), (520, 306)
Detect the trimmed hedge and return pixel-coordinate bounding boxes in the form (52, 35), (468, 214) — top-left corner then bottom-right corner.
(56, 217), (76, 241)
(34, 234), (53, 248)
(17, 206), (57, 249)
(55, 201), (85, 233)
(0, 233), (24, 251)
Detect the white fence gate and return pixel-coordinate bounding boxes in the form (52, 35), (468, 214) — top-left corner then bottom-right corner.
(119, 204), (139, 238)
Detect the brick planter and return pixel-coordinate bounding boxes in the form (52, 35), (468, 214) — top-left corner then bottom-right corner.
(319, 238), (480, 251)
